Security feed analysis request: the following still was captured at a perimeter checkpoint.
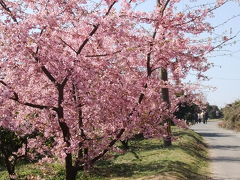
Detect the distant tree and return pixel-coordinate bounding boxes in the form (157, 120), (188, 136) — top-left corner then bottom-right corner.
(174, 102), (199, 125)
(206, 104), (222, 119)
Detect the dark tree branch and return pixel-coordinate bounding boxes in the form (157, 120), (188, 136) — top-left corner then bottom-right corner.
(0, 80), (54, 110)
(85, 50), (122, 57)
(104, 1), (117, 16)
(151, 66), (161, 73)
(31, 55), (57, 84)
(160, 0), (170, 16)
(76, 1), (117, 55)
(41, 65), (57, 84)
(0, 0), (18, 23)
(76, 24), (99, 55)
(0, 80), (8, 86)
(59, 37), (77, 54)
(22, 102), (52, 110)
(89, 128), (125, 166)
(61, 72), (71, 88)
(71, 83), (89, 169)
(207, 32), (240, 54)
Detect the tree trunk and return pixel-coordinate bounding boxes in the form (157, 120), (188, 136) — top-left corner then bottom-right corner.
(4, 157), (16, 180)
(66, 169), (77, 180)
(161, 68), (172, 147)
(163, 127), (172, 147)
(154, 0), (173, 147)
(65, 156), (78, 180)
(120, 140), (129, 150)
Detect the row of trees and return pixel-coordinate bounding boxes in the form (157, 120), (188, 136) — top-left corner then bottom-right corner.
(206, 104), (222, 119)
(0, 0), (233, 179)
(175, 103), (222, 125)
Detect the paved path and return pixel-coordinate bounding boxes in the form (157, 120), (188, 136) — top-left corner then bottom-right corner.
(191, 121), (240, 180)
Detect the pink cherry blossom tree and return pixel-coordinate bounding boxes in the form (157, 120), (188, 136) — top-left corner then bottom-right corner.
(0, 0), (232, 179)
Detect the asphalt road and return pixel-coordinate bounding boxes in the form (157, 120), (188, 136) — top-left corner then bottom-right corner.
(191, 120), (240, 180)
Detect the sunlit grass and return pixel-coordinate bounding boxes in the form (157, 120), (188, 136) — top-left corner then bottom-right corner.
(0, 127), (210, 180)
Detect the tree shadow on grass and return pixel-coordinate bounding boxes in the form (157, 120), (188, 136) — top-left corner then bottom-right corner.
(174, 130), (207, 148)
(0, 159), (6, 172)
(174, 130), (209, 161)
(93, 159), (210, 180)
(0, 129), (210, 180)
(92, 130), (211, 180)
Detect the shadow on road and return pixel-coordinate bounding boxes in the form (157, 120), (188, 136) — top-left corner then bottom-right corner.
(192, 121), (240, 179)
(212, 156), (240, 162)
(197, 132), (232, 138)
(210, 145), (240, 150)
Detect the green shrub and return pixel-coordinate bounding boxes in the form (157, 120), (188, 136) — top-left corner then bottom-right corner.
(221, 100), (240, 131)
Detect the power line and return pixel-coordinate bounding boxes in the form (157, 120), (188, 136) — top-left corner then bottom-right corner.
(211, 77), (240, 81)
(188, 73), (240, 81)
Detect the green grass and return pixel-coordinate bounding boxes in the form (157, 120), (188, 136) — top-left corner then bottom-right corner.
(0, 128), (211, 180)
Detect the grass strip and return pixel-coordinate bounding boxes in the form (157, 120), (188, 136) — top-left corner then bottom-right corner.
(0, 128), (210, 180)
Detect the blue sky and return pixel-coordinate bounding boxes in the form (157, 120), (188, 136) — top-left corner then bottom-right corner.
(198, 1), (240, 107)
(135, 0), (240, 107)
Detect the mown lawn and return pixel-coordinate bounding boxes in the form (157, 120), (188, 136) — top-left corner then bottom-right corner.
(0, 128), (211, 180)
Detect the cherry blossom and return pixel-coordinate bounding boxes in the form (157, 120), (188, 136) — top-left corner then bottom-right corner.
(0, 0), (227, 179)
